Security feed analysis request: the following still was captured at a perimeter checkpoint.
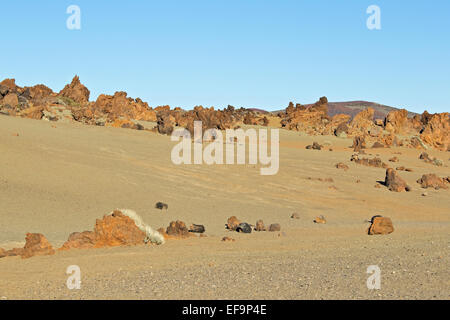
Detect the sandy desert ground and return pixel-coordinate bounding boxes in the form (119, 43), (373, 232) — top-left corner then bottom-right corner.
(0, 115), (449, 299)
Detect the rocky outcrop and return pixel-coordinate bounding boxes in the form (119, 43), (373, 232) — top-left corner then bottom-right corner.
(384, 109), (409, 134)
(156, 112), (174, 135)
(280, 97), (329, 134)
(21, 233), (56, 259)
(0, 233), (55, 259)
(419, 112), (449, 151)
(61, 210), (148, 250)
(348, 108), (376, 136)
(59, 76), (90, 104)
(73, 91), (156, 125)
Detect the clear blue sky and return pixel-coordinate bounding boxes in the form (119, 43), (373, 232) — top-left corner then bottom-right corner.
(1, 0), (449, 113)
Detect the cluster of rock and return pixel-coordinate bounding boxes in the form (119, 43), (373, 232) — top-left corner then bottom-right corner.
(156, 105), (269, 136)
(0, 76), (156, 128)
(278, 98), (449, 151)
(1, 76), (448, 150)
(0, 233), (55, 259)
(225, 216), (281, 233)
(0, 209), (203, 259)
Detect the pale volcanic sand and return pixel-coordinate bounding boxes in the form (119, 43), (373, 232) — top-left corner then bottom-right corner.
(0, 115), (449, 299)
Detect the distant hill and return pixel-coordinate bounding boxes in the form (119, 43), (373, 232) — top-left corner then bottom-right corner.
(319, 101), (418, 119)
(263, 101), (418, 119)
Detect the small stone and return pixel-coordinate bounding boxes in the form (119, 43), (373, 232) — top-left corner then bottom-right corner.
(221, 236), (235, 242)
(313, 216), (326, 224)
(291, 213), (300, 219)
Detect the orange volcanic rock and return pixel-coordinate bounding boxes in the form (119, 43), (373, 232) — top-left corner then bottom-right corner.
(60, 231), (97, 250)
(416, 174), (449, 190)
(182, 106), (238, 135)
(335, 162), (349, 171)
(348, 108), (376, 136)
(313, 215), (327, 224)
(254, 220), (266, 231)
(73, 91), (156, 125)
(5, 248), (25, 257)
(280, 97), (329, 134)
(368, 216), (394, 235)
(108, 119), (143, 130)
(222, 236), (235, 242)
(226, 216), (241, 231)
(91, 210), (147, 247)
(23, 84), (54, 106)
(384, 109), (409, 134)
(21, 233), (56, 259)
(0, 248), (6, 258)
(60, 210), (147, 250)
(332, 115), (351, 137)
(156, 112), (175, 135)
(420, 112), (450, 151)
(352, 135), (366, 152)
(19, 106), (44, 120)
(59, 75), (90, 104)
(165, 220), (194, 239)
(384, 168), (411, 192)
(2, 93), (19, 107)
(0, 78), (18, 92)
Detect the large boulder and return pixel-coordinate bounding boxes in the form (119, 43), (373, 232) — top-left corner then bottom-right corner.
(61, 210), (147, 249)
(384, 109), (409, 134)
(226, 216), (241, 231)
(348, 108), (376, 136)
(420, 112), (450, 151)
(165, 220), (193, 239)
(384, 168), (411, 192)
(1, 93), (19, 107)
(368, 216), (394, 235)
(416, 174), (448, 190)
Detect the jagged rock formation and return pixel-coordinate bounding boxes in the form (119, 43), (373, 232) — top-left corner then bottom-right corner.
(1, 77), (448, 151)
